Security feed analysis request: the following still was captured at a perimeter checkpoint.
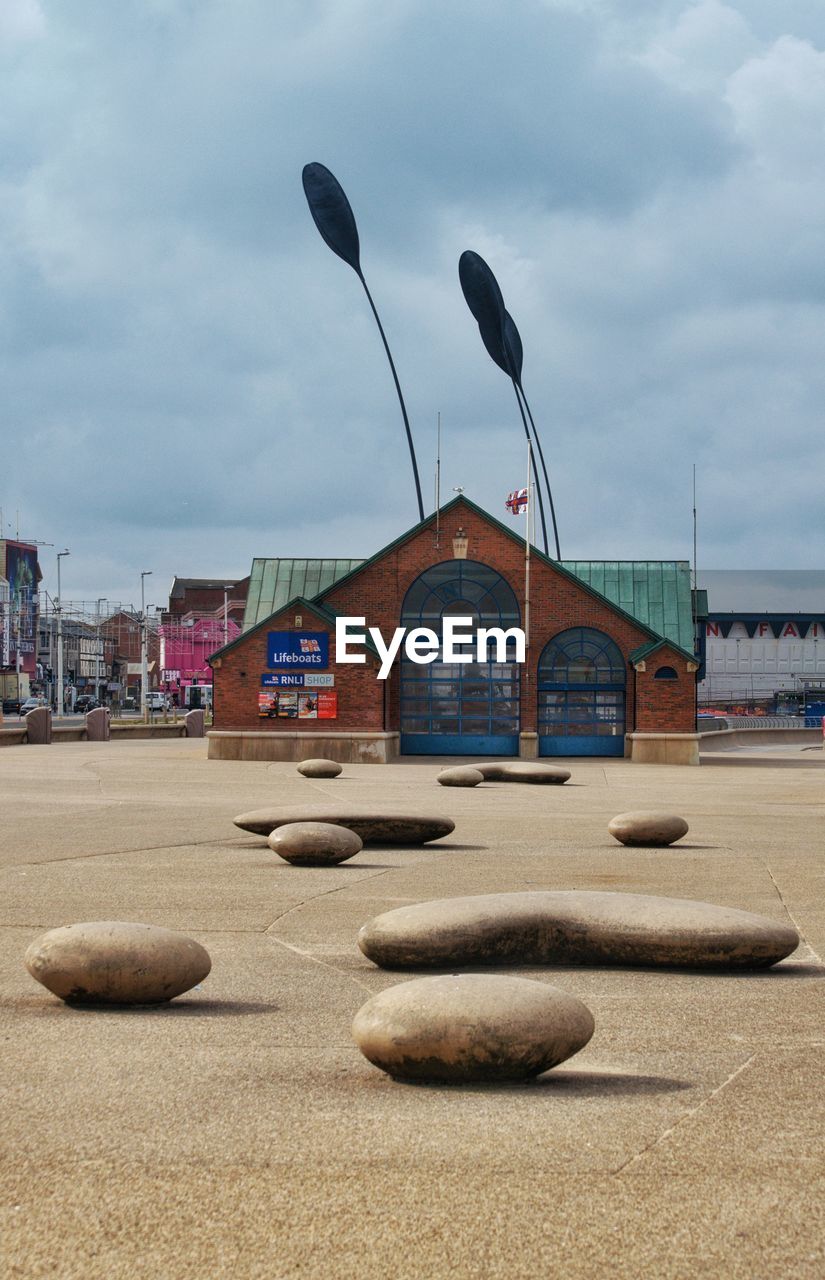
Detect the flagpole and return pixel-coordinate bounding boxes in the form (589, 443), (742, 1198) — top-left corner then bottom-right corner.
(525, 438), (531, 671)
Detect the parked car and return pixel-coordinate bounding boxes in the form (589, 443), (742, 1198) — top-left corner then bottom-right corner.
(146, 692), (170, 711)
(74, 695), (99, 713)
(2, 697), (22, 715)
(19, 697), (46, 714)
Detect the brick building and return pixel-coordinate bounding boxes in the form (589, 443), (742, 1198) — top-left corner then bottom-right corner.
(167, 577), (249, 629)
(208, 497), (699, 764)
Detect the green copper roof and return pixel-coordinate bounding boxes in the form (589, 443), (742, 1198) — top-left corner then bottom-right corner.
(243, 559), (363, 630)
(560, 561), (694, 652)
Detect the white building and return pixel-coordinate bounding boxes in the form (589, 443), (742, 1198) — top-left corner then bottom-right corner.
(698, 571), (825, 706)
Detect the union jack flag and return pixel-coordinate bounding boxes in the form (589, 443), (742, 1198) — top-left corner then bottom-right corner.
(299, 638), (321, 654)
(505, 488), (528, 515)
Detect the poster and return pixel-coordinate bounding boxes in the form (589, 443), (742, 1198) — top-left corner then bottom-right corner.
(258, 692), (278, 718)
(317, 691), (338, 720)
(259, 689), (336, 718)
(5, 543), (38, 657)
(277, 691), (298, 718)
(298, 691), (318, 719)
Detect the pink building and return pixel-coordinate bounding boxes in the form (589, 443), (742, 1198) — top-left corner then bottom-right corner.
(158, 614), (240, 701)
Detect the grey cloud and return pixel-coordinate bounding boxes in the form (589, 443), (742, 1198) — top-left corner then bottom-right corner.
(1, 1), (824, 606)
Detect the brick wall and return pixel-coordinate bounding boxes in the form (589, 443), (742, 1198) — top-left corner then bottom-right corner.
(169, 577), (249, 618)
(212, 501), (697, 737)
(211, 601), (384, 733)
(634, 650), (697, 733)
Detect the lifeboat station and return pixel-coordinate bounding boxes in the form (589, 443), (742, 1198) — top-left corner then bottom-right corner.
(207, 496), (699, 765)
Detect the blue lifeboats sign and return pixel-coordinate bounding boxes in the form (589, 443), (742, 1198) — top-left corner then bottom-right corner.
(266, 631), (329, 669)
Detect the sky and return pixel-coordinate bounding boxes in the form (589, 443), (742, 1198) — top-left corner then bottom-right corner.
(2, 0), (825, 610)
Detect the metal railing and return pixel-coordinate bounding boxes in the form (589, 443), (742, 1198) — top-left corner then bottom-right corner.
(700, 715), (815, 730)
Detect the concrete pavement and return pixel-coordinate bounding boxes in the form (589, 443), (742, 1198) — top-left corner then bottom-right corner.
(1, 739), (823, 1278)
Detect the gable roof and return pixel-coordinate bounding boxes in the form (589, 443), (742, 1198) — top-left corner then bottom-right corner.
(208, 594), (380, 664)
(629, 638), (696, 666)
(232, 497), (696, 662)
(311, 495), (696, 660)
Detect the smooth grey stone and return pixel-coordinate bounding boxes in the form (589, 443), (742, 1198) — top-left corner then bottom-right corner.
(352, 974), (595, 1084)
(234, 806), (455, 845)
(436, 767), (484, 787)
(267, 821), (362, 865)
(297, 758), (343, 778)
(475, 762), (570, 784)
(608, 811), (689, 846)
(25, 922), (211, 1005)
(358, 891), (799, 971)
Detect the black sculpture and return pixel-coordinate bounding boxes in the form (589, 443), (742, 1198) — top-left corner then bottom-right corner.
(302, 162), (425, 522)
(458, 250), (561, 559)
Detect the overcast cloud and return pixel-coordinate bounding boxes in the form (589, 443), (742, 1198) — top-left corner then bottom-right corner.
(2, 0), (824, 608)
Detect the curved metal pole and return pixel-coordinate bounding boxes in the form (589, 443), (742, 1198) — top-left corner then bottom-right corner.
(358, 273), (425, 522)
(509, 378), (549, 555)
(518, 386), (561, 560)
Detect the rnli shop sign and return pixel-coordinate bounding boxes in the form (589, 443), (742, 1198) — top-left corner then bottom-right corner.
(267, 632), (329, 669)
(261, 673), (335, 688)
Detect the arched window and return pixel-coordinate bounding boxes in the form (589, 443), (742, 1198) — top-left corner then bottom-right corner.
(539, 627), (626, 686)
(537, 627), (626, 757)
(654, 665), (678, 680)
(400, 560), (520, 755)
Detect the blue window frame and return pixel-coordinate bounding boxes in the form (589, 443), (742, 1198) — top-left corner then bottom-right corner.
(400, 560), (520, 755)
(538, 627), (626, 757)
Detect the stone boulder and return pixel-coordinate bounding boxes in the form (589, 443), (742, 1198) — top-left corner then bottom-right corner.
(268, 821), (362, 865)
(297, 759), (343, 778)
(476, 762), (570, 785)
(608, 811), (689, 846)
(352, 974), (595, 1084)
(24, 921), (211, 1005)
(358, 890), (799, 971)
(234, 806), (455, 845)
(436, 767), (484, 787)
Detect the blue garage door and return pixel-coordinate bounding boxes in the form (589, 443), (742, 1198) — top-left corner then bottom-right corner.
(538, 627), (626, 757)
(400, 560), (521, 756)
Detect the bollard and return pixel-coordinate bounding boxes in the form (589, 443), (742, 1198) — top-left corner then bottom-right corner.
(184, 709), (205, 738)
(25, 706), (52, 744)
(85, 707), (110, 742)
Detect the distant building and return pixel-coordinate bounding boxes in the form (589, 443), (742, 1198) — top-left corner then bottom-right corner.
(158, 614), (240, 704)
(697, 571), (825, 706)
(167, 577), (249, 630)
(0, 539), (41, 701)
(159, 577), (248, 704)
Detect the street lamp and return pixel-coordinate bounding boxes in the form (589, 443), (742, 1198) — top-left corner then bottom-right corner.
(223, 585), (232, 646)
(95, 598), (108, 706)
(56, 550), (70, 716)
(140, 570), (152, 721)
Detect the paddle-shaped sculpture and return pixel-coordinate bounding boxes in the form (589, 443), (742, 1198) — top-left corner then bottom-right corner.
(302, 162), (424, 521)
(458, 250), (561, 559)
